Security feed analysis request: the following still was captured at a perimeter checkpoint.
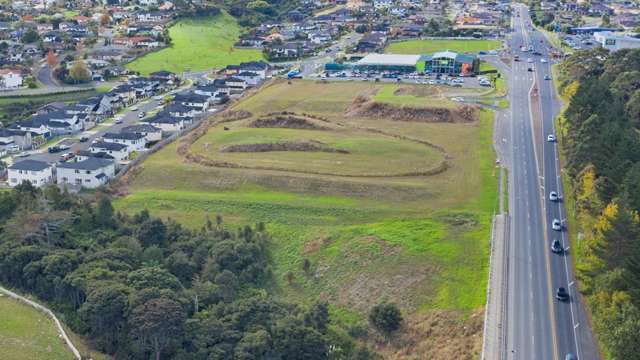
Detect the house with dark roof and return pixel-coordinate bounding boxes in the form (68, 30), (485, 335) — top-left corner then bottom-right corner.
(7, 159), (53, 188)
(172, 92), (210, 111)
(0, 128), (32, 151)
(89, 141), (132, 162)
(102, 132), (147, 151)
(122, 124), (162, 142)
(57, 157), (115, 189)
(142, 113), (187, 133)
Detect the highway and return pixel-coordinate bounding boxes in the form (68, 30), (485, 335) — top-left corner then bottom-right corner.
(504, 5), (598, 360)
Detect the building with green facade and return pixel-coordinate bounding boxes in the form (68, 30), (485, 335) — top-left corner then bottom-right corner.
(345, 51), (478, 75)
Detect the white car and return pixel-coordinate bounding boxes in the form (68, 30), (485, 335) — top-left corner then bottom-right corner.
(552, 219), (562, 231)
(549, 191), (559, 201)
(154, 95), (164, 100)
(527, 58), (533, 63)
(131, 106), (139, 111)
(541, 58), (548, 63)
(547, 134), (556, 142)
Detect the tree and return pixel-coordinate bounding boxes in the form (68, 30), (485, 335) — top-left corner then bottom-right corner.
(79, 283), (129, 352)
(22, 28), (40, 43)
(95, 196), (114, 228)
(68, 60), (91, 84)
(305, 302), (330, 334)
(272, 317), (328, 360)
(127, 266), (182, 291)
(369, 303), (403, 335)
(136, 219), (167, 247)
(46, 49), (58, 68)
(129, 297), (186, 360)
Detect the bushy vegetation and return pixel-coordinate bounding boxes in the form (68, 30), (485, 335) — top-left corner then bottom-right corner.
(0, 184), (378, 359)
(221, 0), (302, 27)
(556, 48), (640, 359)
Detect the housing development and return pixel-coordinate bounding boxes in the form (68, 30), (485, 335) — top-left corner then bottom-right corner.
(0, 0), (639, 359)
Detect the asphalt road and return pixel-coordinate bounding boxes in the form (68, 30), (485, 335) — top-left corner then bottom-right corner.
(505, 5), (598, 360)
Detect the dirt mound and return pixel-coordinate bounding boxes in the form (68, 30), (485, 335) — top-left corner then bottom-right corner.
(218, 109), (252, 122)
(219, 140), (349, 154)
(393, 86), (438, 97)
(347, 98), (478, 123)
(250, 115), (328, 130)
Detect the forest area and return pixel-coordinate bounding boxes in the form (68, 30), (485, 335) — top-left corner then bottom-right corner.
(556, 48), (640, 359)
(0, 185), (391, 359)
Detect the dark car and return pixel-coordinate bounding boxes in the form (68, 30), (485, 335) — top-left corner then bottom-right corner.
(79, 137), (89, 143)
(565, 354), (577, 360)
(551, 239), (563, 254)
(527, 67), (533, 72)
(556, 287), (569, 301)
(48, 146), (61, 153)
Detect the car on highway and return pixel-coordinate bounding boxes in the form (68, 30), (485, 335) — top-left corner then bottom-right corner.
(565, 354), (577, 360)
(551, 239), (563, 254)
(527, 58), (533, 63)
(138, 112), (146, 119)
(131, 106), (139, 111)
(549, 191), (559, 201)
(547, 134), (556, 142)
(544, 74), (551, 80)
(527, 67), (534, 72)
(154, 95), (164, 100)
(552, 219), (562, 231)
(115, 118), (123, 124)
(540, 58), (548, 63)
(556, 287), (569, 301)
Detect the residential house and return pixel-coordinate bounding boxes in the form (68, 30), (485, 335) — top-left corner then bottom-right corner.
(172, 92), (210, 111)
(102, 132), (147, 151)
(7, 159), (53, 188)
(57, 157), (115, 189)
(89, 140), (131, 161)
(121, 124), (162, 142)
(0, 68), (23, 88)
(143, 113), (186, 133)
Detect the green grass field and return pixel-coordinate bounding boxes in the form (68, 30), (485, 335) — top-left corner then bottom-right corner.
(0, 295), (74, 360)
(126, 13), (264, 75)
(115, 80), (498, 356)
(386, 39), (502, 54)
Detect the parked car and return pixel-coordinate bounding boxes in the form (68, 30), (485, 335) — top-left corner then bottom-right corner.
(138, 112), (146, 119)
(79, 137), (89, 143)
(59, 153), (75, 162)
(48, 146), (61, 153)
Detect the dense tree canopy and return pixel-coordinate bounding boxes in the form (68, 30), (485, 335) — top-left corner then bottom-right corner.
(0, 186), (379, 359)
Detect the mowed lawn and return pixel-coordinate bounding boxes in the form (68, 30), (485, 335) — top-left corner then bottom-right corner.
(386, 39), (502, 54)
(115, 81), (498, 321)
(0, 295), (73, 360)
(126, 13), (263, 75)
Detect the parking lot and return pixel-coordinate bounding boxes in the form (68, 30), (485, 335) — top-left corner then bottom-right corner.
(309, 70), (495, 88)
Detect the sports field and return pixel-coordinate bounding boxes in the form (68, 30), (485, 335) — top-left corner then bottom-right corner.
(126, 13), (264, 75)
(115, 80), (498, 358)
(386, 39), (502, 54)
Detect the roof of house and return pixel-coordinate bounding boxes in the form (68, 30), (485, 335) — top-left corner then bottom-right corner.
(58, 157), (114, 170)
(9, 159), (50, 171)
(77, 150), (115, 159)
(91, 141), (128, 151)
(103, 132), (145, 141)
(147, 113), (184, 124)
(122, 124), (161, 134)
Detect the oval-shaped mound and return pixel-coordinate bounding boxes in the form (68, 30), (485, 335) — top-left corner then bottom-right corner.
(190, 125), (447, 177)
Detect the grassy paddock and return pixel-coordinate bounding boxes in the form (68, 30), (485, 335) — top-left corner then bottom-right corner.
(0, 295), (74, 360)
(115, 81), (498, 323)
(386, 39), (502, 54)
(126, 13), (264, 75)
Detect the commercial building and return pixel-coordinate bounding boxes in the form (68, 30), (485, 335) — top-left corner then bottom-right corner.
(349, 51), (479, 75)
(421, 51), (479, 75)
(594, 32), (640, 51)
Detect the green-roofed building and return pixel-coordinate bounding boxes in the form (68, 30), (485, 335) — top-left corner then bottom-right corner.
(419, 51), (479, 75)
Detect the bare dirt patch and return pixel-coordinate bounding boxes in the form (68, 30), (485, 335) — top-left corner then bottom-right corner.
(393, 86), (439, 98)
(249, 114), (329, 130)
(219, 140), (350, 154)
(371, 309), (484, 360)
(346, 96), (478, 123)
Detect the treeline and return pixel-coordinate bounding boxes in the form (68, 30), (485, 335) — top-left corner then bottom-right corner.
(0, 184), (381, 359)
(222, 0), (302, 27)
(557, 48), (640, 359)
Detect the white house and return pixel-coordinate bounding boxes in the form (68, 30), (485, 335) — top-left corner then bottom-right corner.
(89, 141), (131, 162)
(143, 114), (186, 133)
(57, 157), (115, 189)
(0, 69), (23, 88)
(122, 124), (162, 142)
(7, 160), (53, 188)
(102, 132), (147, 151)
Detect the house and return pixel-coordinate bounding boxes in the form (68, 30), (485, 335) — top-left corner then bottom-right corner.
(0, 68), (23, 88)
(268, 42), (304, 59)
(165, 103), (200, 118)
(223, 76), (248, 90)
(102, 132), (147, 151)
(7, 160), (53, 188)
(121, 124), (162, 142)
(239, 61), (270, 78)
(75, 150), (114, 162)
(149, 70), (177, 83)
(0, 129), (32, 151)
(57, 157), (115, 189)
(236, 72), (261, 86)
(356, 32), (387, 53)
(89, 140), (131, 161)
(143, 113), (186, 133)
(172, 92), (210, 111)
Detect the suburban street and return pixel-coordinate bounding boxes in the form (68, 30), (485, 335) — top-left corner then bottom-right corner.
(502, 4), (598, 360)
